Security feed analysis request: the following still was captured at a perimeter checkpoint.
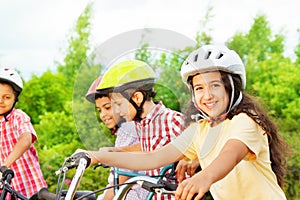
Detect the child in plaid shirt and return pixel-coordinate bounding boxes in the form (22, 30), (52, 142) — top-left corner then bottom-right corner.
(0, 68), (47, 198)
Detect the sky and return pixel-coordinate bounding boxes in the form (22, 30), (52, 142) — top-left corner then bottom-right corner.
(0, 0), (299, 81)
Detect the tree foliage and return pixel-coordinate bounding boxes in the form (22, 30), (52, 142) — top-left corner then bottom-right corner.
(17, 71), (68, 124)
(227, 15), (300, 199)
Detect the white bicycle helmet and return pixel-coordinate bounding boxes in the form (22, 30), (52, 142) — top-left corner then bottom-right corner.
(181, 45), (245, 122)
(181, 44), (246, 89)
(0, 68), (23, 94)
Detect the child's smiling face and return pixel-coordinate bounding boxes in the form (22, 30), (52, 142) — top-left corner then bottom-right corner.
(95, 96), (119, 129)
(192, 71), (229, 118)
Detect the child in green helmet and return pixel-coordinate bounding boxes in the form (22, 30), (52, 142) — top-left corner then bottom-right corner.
(85, 76), (148, 200)
(74, 45), (289, 200)
(78, 60), (186, 200)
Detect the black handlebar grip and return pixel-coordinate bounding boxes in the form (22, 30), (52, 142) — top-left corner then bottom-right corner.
(158, 179), (178, 191)
(140, 181), (159, 192)
(0, 166), (14, 180)
(93, 163), (110, 170)
(67, 152), (91, 168)
(38, 188), (56, 200)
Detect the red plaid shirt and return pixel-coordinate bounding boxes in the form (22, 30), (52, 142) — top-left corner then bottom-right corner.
(0, 109), (47, 198)
(135, 101), (185, 200)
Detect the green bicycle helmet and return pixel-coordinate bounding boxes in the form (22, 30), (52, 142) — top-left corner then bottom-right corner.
(97, 60), (156, 121)
(97, 60), (156, 91)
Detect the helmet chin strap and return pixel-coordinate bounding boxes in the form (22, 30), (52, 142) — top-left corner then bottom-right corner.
(191, 74), (243, 124)
(120, 91), (146, 122)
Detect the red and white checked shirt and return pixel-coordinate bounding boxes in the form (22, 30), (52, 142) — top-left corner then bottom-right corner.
(135, 101), (185, 200)
(0, 109), (47, 198)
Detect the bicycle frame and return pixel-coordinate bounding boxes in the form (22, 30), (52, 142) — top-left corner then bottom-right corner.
(0, 175), (28, 200)
(112, 175), (207, 200)
(113, 176), (161, 200)
(113, 164), (174, 200)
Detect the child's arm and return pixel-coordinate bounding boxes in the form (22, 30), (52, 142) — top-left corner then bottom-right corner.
(98, 144), (141, 154)
(3, 132), (32, 168)
(175, 139), (249, 200)
(75, 143), (184, 170)
(112, 143), (142, 152)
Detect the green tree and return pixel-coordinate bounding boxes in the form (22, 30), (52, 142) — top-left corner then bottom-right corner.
(228, 14), (284, 64)
(32, 2), (114, 190)
(227, 15), (300, 199)
(17, 71), (68, 124)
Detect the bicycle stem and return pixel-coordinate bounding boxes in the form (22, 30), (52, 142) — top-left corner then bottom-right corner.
(64, 158), (88, 200)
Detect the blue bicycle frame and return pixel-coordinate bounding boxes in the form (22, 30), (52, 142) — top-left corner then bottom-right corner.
(113, 164), (174, 200)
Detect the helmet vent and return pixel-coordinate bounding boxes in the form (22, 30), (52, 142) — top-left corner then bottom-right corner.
(194, 54), (198, 62)
(205, 51), (212, 59)
(217, 53), (224, 59)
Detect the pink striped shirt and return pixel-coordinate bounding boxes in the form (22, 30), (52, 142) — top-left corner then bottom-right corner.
(0, 109), (47, 198)
(135, 101), (185, 200)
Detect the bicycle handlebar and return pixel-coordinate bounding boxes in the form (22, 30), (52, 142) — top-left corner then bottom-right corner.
(0, 166), (14, 182)
(112, 176), (204, 200)
(55, 152), (91, 175)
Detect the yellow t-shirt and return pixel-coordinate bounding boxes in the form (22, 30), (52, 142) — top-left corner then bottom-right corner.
(171, 113), (286, 200)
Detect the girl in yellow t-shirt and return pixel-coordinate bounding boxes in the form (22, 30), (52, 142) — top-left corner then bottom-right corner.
(75, 45), (290, 200)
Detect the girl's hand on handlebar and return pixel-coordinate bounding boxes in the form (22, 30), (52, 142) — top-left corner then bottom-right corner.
(175, 172), (209, 200)
(73, 149), (98, 166)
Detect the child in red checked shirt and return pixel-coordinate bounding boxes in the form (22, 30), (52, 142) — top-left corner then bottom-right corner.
(0, 68), (47, 199)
